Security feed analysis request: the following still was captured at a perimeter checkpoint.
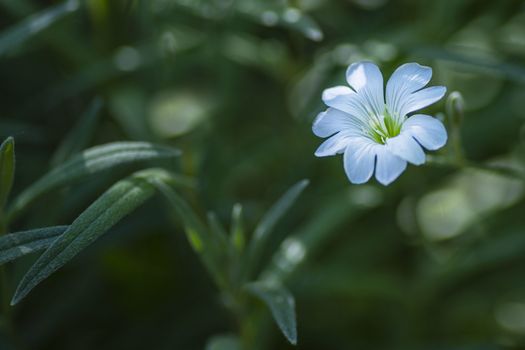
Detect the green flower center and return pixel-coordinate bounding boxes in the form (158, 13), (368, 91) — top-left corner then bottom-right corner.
(367, 108), (402, 144)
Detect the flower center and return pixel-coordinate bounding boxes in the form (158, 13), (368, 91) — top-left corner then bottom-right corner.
(367, 108), (402, 144)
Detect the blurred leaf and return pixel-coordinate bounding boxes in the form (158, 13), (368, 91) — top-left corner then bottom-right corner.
(10, 169), (169, 305)
(415, 46), (525, 85)
(0, 137), (15, 211)
(109, 87), (152, 141)
(0, 226), (67, 265)
(205, 334), (241, 350)
(236, 2), (323, 41)
(245, 179), (309, 278)
(262, 186), (383, 283)
(51, 97), (104, 166)
(7, 141), (181, 221)
(0, 0), (80, 58)
(230, 204), (245, 253)
(207, 212), (230, 254)
(245, 281), (297, 345)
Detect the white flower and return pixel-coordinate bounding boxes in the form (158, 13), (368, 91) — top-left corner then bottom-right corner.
(312, 61), (447, 185)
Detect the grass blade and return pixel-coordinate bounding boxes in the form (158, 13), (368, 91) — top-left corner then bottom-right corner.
(0, 226), (67, 265)
(7, 141), (181, 220)
(245, 281), (297, 345)
(10, 170), (164, 305)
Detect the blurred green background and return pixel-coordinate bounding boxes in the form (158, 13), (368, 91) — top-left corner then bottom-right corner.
(2, 0), (525, 349)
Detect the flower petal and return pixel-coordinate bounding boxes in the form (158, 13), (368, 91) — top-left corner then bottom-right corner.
(402, 114), (447, 150)
(315, 131), (353, 157)
(385, 131), (425, 165)
(312, 108), (358, 137)
(375, 147), (407, 185)
(398, 86), (446, 117)
(386, 63), (433, 117)
(343, 137), (377, 184)
(322, 86), (369, 121)
(345, 62), (384, 117)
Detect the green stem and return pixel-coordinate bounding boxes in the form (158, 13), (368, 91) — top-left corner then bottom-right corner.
(451, 126), (465, 165)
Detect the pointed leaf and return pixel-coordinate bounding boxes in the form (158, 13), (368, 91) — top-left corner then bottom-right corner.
(0, 0), (80, 57)
(245, 281), (297, 345)
(10, 169), (168, 305)
(0, 226), (67, 265)
(207, 212), (230, 251)
(261, 187), (382, 283)
(8, 141), (181, 220)
(0, 137), (15, 210)
(51, 97), (104, 166)
(245, 179), (309, 278)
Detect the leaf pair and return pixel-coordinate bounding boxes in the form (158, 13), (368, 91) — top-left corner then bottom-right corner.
(9, 168), (184, 305)
(0, 139), (183, 304)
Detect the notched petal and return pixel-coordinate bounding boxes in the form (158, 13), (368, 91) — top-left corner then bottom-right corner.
(312, 108), (353, 138)
(314, 132), (352, 157)
(374, 147), (407, 185)
(403, 114), (447, 151)
(345, 61), (384, 117)
(343, 138), (377, 184)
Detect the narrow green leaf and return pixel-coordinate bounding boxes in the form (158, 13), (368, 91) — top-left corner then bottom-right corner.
(206, 334), (241, 350)
(245, 179), (309, 278)
(51, 97), (104, 166)
(245, 281), (297, 345)
(0, 226), (67, 265)
(151, 180), (229, 290)
(0, 0), (80, 57)
(8, 141), (181, 220)
(11, 170), (161, 305)
(230, 203), (245, 252)
(0, 137), (15, 210)
(261, 187), (382, 283)
(151, 180), (208, 251)
(207, 212), (230, 251)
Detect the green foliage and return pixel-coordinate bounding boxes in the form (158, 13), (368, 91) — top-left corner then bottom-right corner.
(11, 170), (160, 305)
(51, 97), (104, 166)
(245, 281), (297, 345)
(245, 180), (309, 279)
(1, 0), (525, 349)
(206, 334), (241, 350)
(0, 226), (67, 265)
(0, 0), (79, 57)
(7, 142), (181, 220)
